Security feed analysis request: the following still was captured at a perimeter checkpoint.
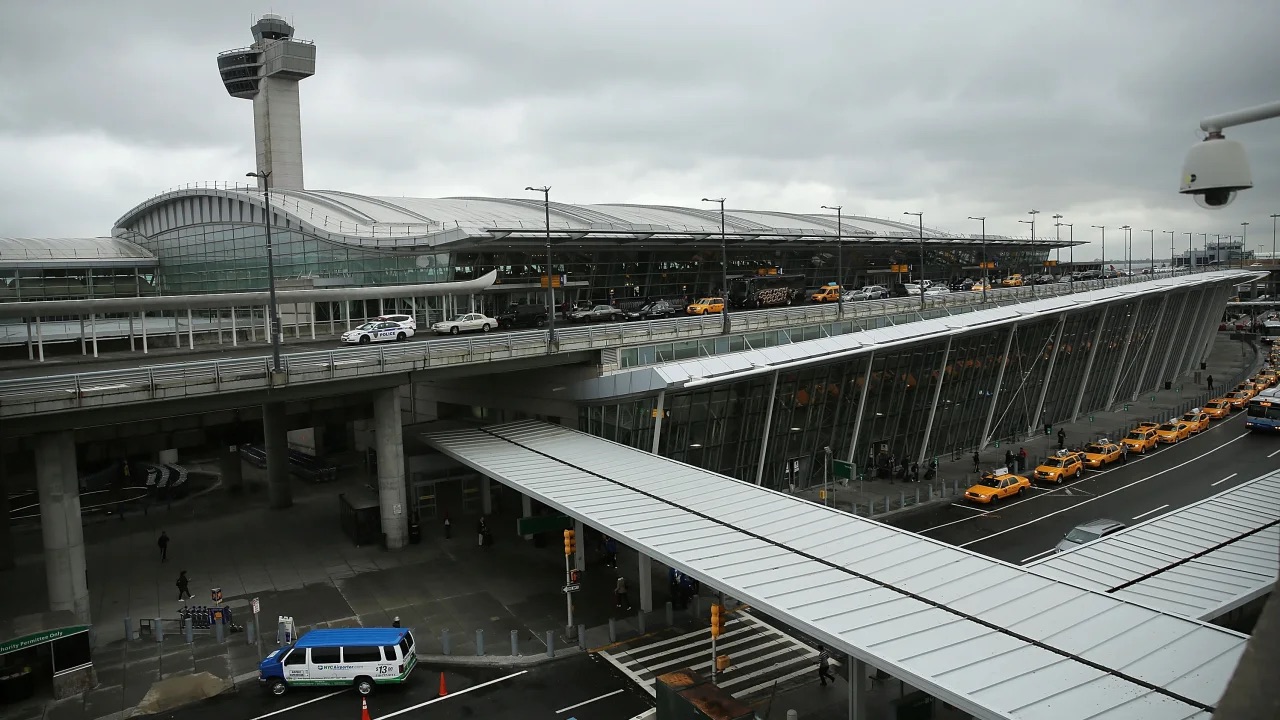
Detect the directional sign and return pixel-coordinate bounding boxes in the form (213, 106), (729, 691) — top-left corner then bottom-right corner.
(832, 459), (854, 482)
(252, 597), (260, 614)
(562, 583), (581, 594)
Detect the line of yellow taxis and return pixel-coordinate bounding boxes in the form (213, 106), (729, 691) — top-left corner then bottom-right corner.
(963, 371), (1276, 505)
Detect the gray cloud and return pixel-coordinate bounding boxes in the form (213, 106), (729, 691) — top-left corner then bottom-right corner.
(1, 0), (1276, 258)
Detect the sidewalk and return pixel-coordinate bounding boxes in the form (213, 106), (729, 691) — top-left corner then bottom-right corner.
(795, 332), (1261, 517)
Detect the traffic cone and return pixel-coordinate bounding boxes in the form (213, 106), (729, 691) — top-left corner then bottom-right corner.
(360, 697), (371, 720)
(438, 671), (447, 697)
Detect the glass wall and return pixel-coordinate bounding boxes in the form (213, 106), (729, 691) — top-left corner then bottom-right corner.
(1078, 301), (1140, 411)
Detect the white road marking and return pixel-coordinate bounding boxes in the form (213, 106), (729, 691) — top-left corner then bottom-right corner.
(1269, 448), (1280, 458)
(373, 670), (527, 720)
(1212, 473), (1238, 487)
(248, 689), (349, 720)
(949, 503), (989, 513)
(556, 688), (625, 713)
(1132, 504), (1170, 520)
(958, 432), (1250, 547)
(1020, 548), (1057, 564)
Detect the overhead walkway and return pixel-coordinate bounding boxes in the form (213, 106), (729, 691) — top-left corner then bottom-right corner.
(425, 420), (1247, 720)
(1027, 470), (1279, 622)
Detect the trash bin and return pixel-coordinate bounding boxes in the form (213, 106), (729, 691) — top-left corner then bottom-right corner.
(408, 521), (421, 545)
(1164, 380), (1172, 390)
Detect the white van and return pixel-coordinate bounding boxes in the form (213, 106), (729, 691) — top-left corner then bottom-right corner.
(258, 627), (417, 696)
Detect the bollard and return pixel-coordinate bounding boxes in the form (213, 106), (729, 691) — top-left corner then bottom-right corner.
(441, 628), (450, 656)
(608, 617), (617, 642)
(637, 611), (646, 634)
(900, 490), (905, 509)
(693, 596), (702, 619)
(184, 617), (193, 644)
(786, 710), (798, 720)
(915, 487), (920, 504)
(215, 617), (225, 644)
(154, 617), (163, 643)
(577, 624), (586, 650)
(546, 630), (555, 658)
(665, 601), (673, 626)
(124, 617), (132, 643)
(246, 620), (256, 645)
(476, 629), (484, 656)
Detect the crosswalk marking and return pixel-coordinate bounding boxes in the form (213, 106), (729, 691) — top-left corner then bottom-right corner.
(598, 610), (832, 700)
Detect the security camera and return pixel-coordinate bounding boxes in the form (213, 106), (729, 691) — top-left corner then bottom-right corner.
(1180, 132), (1252, 209)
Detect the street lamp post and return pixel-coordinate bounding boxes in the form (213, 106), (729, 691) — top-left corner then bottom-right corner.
(1120, 225), (1132, 279)
(904, 211), (925, 311)
(1241, 222), (1249, 269)
(702, 198), (730, 334)
(1092, 226), (1106, 278)
(524, 186), (558, 344)
(1185, 232), (1193, 271)
(1024, 209), (1040, 296)
(821, 205), (843, 318)
(1144, 229), (1154, 275)
(968, 216), (987, 303)
(1052, 213), (1063, 268)
(245, 170), (282, 373)
(1063, 223), (1074, 288)
(1162, 231), (1174, 273)
(1271, 214), (1279, 294)
(1199, 234), (1209, 268)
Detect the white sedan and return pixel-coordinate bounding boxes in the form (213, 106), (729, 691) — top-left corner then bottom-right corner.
(431, 313), (497, 335)
(341, 321), (414, 344)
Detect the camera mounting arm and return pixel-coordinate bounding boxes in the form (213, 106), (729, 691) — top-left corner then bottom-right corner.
(1200, 100), (1280, 134)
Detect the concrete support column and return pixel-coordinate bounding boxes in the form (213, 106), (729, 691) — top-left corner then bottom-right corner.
(637, 553), (653, 613)
(480, 476), (492, 515)
(573, 520), (585, 571)
(263, 402), (292, 509)
(521, 495), (533, 540)
(374, 387), (408, 550)
(220, 443), (244, 494)
(35, 432), (90, 624)
(849, 657), (867, 720)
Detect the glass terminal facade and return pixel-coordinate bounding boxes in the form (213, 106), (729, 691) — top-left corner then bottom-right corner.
(581, 281), (1230, 490)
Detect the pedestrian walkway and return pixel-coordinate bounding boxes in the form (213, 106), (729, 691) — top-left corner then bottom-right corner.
(796, 331), (1262, 517)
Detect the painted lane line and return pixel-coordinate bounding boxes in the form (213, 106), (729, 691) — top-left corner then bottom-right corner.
(1212, 473), (1238, 487)
(1021, 548), (1057, 564)
(958, 432), (1250, 548)
(557, 688), (625, 714)
(1132, 504), (1170, 521)
(373, 670), (528, 720)
(599, 650), (654, 696)
(1270, 448), (1280, 458)
(248, 689), (349, 720)
(949, 503), (989, 513)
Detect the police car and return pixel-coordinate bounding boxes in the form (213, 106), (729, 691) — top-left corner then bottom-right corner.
(341, 321), (413, 345)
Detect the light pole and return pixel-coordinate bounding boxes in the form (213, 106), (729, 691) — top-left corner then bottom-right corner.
(1052, 213), (1063, 268)
(245, 170), (282, 373)
(702, 198), (730, 334)
(1271, 214), (1279, 294)
(968, 216), (987, 303)
(904, 211), (925, 311)
(1063, 223), (1074, 288)
(524, 186), (558, 343)
(1120, 225), (1132, 278)
(1144, 229), (1154, 275)
(1241, 222), (1249, 269)
(1162, 231), (1174, 273)
(1199, 233), (1209, 268)
(821, 205), (844, 318)
(1092, 225), (1106, 278)
(1185, 232), (1193, 271)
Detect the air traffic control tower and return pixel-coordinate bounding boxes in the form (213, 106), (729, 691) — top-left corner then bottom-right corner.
(216, 15), (316, 191)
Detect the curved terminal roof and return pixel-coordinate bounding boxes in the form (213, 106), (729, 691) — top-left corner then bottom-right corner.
(114, 183), (1073, 253)
(0, 237), (156, 269)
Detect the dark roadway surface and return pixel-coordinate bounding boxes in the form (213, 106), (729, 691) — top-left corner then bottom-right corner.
(886, 410), (1278, 564)
(161, 654), (651, 720)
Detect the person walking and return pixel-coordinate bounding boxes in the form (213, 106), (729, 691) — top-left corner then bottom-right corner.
(1057, 428), (1067, 450)
(972, 451), (980, 472)
(442, 514), (451, 540)
(604, 536), (618, 568)
(1121, 444), (1130, 464)
(1206, 374), (1214, 391)
(176, 570), (192, 602)
(476, 518), (487, 547)
(157, 531), (170, 562)
(817, 645), (836, 686)
(615, 576), (632, 610)
(1017, 448), (1028, 472)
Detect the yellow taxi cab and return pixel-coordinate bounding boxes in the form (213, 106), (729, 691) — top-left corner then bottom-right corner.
(1179, 410), (1211, 434)
(810, 285), (843, 303)
(1233, 383), (1258, 400)
(1120, 427), (1158, 454)
(1033, 450), (1084, 483)
(1249, 376), (1271, 392)
(1203, 399), (1232, 419)
(963, 470), (1031, 504)
(1154, 421), (1192, 444)
(1000, 274), (1024, 287)
(1080, 440), (1122, 469)
(1223, 390), (1252, 411)
(685, 297), (725, 315)
(1258, 372), (1278, 388)
(971, 281), (994, 293)
(1133, 421), (1160, 433)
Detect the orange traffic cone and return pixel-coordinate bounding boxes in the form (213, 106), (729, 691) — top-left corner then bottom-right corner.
(438, 671), (447, 697)
(360, 697), (371, 720)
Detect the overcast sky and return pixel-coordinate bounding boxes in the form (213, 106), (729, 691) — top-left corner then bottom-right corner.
(1, 0), (1276, 260)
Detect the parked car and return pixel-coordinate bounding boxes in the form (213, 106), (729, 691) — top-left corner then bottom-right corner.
(810, 285), (843, 303)
(624, 300), (679, 321)
(430, 313), (497, 335)
(568, 304), (624, 322)
(1054, 519), (1126, 553)
(496, 304), (548, 329)
(374, 314), (417, 331)
(685, 297), (725, 315)
(845, 285), (889, 301)
(341, 321), (413, 344)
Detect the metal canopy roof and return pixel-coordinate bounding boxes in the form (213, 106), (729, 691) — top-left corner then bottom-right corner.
(0, 237), (156, 269)
(425, 421), (1246, 720)
(1027, 471), (1280, 621)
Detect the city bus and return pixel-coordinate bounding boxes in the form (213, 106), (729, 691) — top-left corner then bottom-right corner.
(1244, 388), (1280, 432)
(1260, 319), (1280, 345)
(728, 272), (807, 309)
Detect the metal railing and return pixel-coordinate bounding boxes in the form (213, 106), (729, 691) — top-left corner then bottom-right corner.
(0, 271), (1219, 419)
